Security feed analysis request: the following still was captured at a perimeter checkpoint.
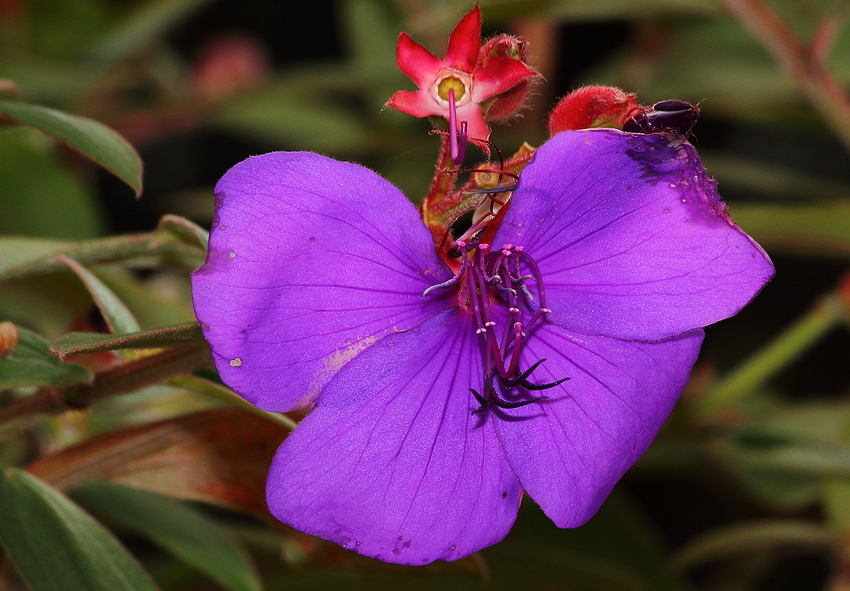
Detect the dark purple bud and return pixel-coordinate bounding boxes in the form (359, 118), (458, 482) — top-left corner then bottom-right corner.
(623, 100), (700, 136)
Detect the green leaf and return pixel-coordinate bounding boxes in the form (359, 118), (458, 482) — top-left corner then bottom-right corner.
(0, 128), (104, 239)
(726, 200), (850, 258)
(0, 326), (91, 388)
(0, 216), (207, 282)
(0, 237), (72, 276)
(50, 323), (205, 359)
(669, 520), (834, 574)
(0, 468), (160, 591)
(156, 214), (209, 250)
(57, 256), (141, 334)
(213, 89), (371, 153)
(0, 99), (143, 196)
(86, 0), (216, 63)
(169, 375), (297, 429)
(71, 482), (262, 591)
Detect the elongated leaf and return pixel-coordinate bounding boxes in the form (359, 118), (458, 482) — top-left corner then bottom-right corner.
(58, 256), (141, 334)
(156, 214), (209, 250)
(0, 128), (104, 239)
(0, 99), (142, 195)
(27, 408), (287, 517)
(169, 375), (297, 429)
(72, 482), (262, 591)
(0, 237), (72, 277)
(0, 216), (207, 282)
(669, 520), (834, 574)
(0, 326), (91, 388)
(0, 468), (160, 591)
(50, 323), (205, 359)
(728, 201), (850, 258)
(86, 0), (215, 62)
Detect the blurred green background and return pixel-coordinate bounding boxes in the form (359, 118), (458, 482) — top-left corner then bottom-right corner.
(4, 0), (850, 589)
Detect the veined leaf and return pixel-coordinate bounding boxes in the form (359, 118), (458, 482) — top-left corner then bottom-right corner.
(0, 326), (91, 388)
(57, 256), (141, 334)
(27, 408), (287, 517)
(50, 323), (205, 359)
(72, 482), (262, 591)
(0, 468), (160, 591)
(0, 99), (142, 195)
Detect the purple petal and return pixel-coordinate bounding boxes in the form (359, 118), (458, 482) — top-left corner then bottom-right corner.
(192, 152), (452, 411)
(494, 324), (703, 527)
(266, 310), (522, 565)
(494, 129), (774, 341)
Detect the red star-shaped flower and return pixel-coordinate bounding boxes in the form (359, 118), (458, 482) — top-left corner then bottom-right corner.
(385, 5), (539, 143)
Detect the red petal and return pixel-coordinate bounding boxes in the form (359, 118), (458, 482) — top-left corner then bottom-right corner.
(396, 32), (443, 89)
(444, 5), (481, 72)
(472, 57), (539, 102)
(456, 102), (490, 143)
(385, 90), (442, 118)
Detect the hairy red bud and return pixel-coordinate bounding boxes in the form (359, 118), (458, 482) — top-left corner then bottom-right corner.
(477, 35), (540, 123)
(548, 86), (638, 135)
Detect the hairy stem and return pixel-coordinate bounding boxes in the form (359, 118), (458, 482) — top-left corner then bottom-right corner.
(0, 345), (212, 437)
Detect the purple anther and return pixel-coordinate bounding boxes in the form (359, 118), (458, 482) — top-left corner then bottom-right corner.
(448, 89), (468, 165)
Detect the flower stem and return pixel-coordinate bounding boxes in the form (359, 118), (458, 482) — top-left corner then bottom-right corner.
(419, 132), (460, 250)
(694, 293), (847, 417)
(0, 345), (212, 438)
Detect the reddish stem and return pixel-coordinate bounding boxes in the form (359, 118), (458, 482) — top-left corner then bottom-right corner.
(720, 0), (850, 153)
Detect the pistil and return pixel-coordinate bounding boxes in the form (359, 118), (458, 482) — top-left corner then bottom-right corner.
(423, 242), (568, 415)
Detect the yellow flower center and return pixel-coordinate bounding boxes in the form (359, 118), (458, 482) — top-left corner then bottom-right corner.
(437, 77), (467, 102)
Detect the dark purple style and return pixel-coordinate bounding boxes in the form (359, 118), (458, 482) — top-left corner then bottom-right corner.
(192, 129), (773, 565)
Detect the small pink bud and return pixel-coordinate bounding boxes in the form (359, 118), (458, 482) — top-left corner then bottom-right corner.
(192, 35), (271, 101)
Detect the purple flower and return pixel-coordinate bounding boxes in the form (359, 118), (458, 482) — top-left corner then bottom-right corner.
(192, 129), (773, 565)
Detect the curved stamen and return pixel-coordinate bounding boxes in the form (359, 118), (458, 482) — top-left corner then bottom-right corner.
(422, 242), (469, 298)
(470, 388), (549, 415)
(463, 182), (518, 195)
(519, 376), (570, 391)
(491, 393), (549, 409)
(422, 241), (566, 417)
(500, 358), (547, 387)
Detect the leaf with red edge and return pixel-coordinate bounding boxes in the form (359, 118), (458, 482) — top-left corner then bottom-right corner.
(27, 408), (287, 518)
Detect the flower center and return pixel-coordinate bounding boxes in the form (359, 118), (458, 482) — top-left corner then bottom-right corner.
(424, 242), (567, 415)
(436, 75), (468, 103)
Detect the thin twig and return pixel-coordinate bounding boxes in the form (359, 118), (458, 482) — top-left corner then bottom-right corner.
(0, 345), (212, 436)
(720, 0), (850, 153)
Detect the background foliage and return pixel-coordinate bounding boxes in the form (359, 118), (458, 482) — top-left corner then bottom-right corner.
(2, 0), (850, 589)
